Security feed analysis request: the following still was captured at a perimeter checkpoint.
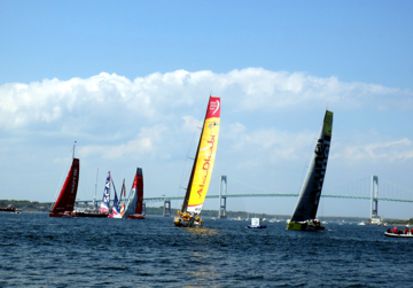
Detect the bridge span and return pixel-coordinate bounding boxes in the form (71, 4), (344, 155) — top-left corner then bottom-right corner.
(73, 175), (412, 219)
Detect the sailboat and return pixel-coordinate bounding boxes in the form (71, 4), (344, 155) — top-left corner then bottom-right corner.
(174, 96), (221, 227)
(122, 168), (145, 219)
(74, 171), (113, 218)
(287, 110), (333, 231)
(49, 143), (80, 217)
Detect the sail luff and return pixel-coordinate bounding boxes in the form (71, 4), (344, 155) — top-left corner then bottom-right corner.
(290, 110), (333, 222)
(50, 158), (80, 216)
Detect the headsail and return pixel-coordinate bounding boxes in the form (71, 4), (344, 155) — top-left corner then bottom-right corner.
(49, 158), (80, 217)
(118, 179), (126, 216)
(175, 96), (221, 226)
(99, 172), (111, 214)
(123, 168), (144, 219)
(108, 179), (120, 218)
(288, 110), (333, 230)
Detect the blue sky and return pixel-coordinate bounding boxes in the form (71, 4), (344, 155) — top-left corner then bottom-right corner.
(1, 1), (412, 219)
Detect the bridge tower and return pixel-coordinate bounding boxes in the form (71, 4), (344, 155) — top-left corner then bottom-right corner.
(218, 175), (227, 219)
(370, 175), (381, 224)
(163, 199), (171, 217)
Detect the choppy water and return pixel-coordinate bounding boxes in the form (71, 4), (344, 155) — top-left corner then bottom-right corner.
(0, 213), (412, 287)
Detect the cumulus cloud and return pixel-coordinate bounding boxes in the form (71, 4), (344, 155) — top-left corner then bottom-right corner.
(335, 138), (413, 161)
(78, 124), (166, 159)
(0, 68), (412, 163)
(1, 68), (410, 130)
(224, 122), (316, 167)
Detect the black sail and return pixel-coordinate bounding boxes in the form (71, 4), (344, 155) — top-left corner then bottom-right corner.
(290, 110), (333, 222)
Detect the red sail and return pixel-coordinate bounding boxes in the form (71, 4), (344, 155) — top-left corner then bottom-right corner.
(49, 158), (80, 217)
(134, 168), (144, 214)
(127, 168), (144, 219)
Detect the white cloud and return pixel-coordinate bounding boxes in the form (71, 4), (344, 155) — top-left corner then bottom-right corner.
(78, 125), (166, 159)
(0, 68), (412, 166)
(1, 68), (410, 131)
(224, 122), (316, 166)
(335, 138), (413, 161)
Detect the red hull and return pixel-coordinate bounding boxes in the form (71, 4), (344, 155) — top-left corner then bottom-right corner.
(127, 213), (145, 220)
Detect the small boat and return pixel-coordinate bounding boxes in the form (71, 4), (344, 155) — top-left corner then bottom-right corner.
(174, 96), (221, 227)
(385, 227), (413, 238)
(287, 110), (333, 231)
(0, 206), (21, 213)
(384, 232), (413, 238)
(248, 218), (267, 229)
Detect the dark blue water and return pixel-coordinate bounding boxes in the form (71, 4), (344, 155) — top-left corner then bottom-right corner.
(1, 213), (412, 287)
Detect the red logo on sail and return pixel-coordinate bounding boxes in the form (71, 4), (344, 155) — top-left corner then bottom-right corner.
(206, 97), (220, 119)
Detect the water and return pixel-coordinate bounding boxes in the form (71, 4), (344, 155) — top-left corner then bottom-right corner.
(1, 213), (412, 287)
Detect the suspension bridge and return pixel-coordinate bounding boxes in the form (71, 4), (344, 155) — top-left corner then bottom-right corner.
(76, 175), (413, 220)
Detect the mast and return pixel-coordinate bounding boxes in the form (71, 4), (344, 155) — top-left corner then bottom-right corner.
(72, 140), (77, 159)
(94, 168), (99, 210)
(181, 122), (206, 212)
(290, 110), (333, 222)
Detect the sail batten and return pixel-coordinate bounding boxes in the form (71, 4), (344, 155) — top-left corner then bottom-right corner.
(288, 110), (333, 229)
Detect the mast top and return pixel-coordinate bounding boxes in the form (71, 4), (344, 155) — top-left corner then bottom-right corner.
(72, 140), (77, 159)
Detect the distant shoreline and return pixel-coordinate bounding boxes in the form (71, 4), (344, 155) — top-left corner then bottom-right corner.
(1, 199), (412, 225)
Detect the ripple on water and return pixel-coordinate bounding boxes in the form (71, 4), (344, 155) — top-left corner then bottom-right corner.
(1, 214), (413, 287)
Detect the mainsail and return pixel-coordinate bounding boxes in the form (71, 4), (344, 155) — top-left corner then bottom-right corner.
(108, 181), (120, 218)
(123, 168), (144, 219)
(49, 157), (80, 217)
(99, 172), (111, 214)
(174, 96), (221, 227)
(118, 179), (127, 216)
(288, 110), (333, 231)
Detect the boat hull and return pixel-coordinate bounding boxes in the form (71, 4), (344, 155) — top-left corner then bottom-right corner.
(384, 232), (413, 238)
(287, 220), (325, 231)
(50, 210), (108, 218)
(127, 214), (145, 220)
(74, 211), (108, 218)
(173, 213), (203, 227)
(0, 207), (21, 213)
(247, 225), (267, 229)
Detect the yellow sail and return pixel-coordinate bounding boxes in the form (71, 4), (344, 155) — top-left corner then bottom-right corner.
(186, 96), (221, 214)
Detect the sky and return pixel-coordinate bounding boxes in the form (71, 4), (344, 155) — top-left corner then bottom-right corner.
(0, 0), (412, 219)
